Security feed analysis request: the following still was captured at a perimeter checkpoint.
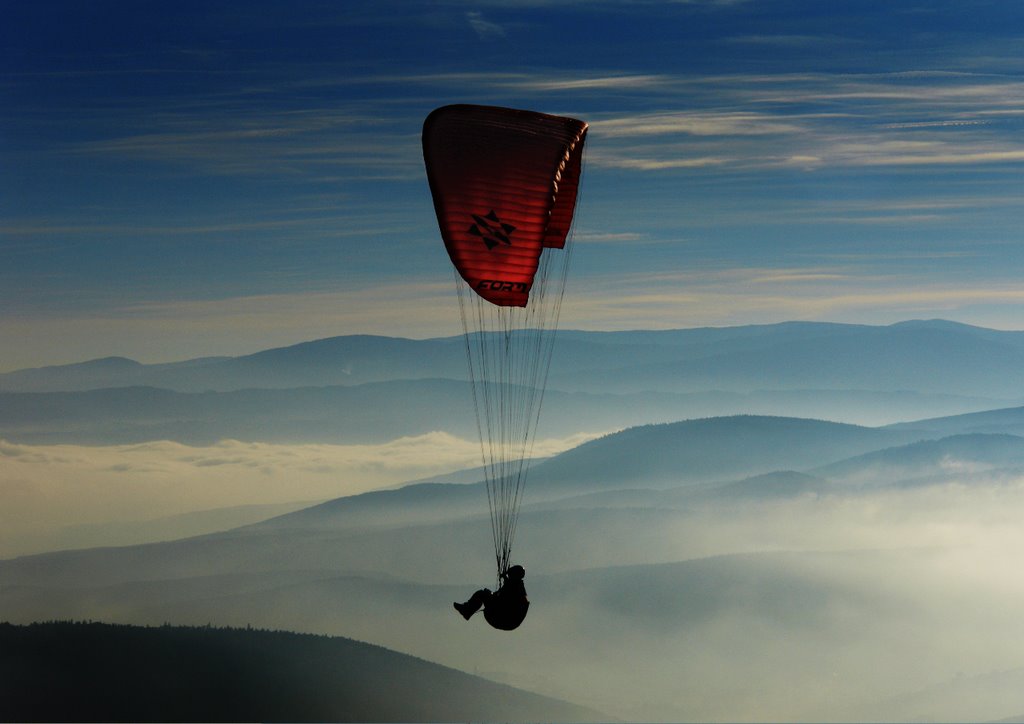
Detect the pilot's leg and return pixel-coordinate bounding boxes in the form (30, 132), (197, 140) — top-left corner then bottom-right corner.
(454, 588), (492, 619)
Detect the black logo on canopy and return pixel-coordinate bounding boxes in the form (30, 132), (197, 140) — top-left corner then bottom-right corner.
(468, 210), (516, 250)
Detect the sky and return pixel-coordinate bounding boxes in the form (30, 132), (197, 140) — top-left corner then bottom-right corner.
(4, 0), (1024, 371)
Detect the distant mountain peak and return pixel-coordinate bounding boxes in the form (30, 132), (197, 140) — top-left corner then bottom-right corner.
(889, 319), (982, 331)
(31, 356), (143, 372)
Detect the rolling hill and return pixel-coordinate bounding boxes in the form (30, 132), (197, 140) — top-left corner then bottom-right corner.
(0, 621), (605, 722)
(248, 414), (927, 534)
(887, 404), (1024, 437)
(814, 432), (1024, 486)
(529, 414), (924, 489)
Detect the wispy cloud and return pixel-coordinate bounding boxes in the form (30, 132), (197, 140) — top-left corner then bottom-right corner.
(504, 74), (672, 92)
(591, 111), (805, 137)
(883, 119), (992, 129)
(52, 66), (1024, 181)
(444, 0), (752, 6)
(572, 231), (645, 243)
(0, 215), (378, 238)
(854, 148), (1024, 166)
(571, 71), (1024, 173)
(726, 33), (853, 47)
(747, 269), (848, 283)
(58, 102), (420, 179)
(466, 10), (506, 38)
(592, 154), (729, 170)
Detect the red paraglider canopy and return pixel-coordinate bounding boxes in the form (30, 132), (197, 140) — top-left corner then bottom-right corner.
(423, 104), (588, 307)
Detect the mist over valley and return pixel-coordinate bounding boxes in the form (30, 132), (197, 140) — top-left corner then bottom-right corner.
(5, 322), (1024, 720)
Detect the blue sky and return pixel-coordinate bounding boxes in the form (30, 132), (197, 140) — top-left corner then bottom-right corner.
(3, 0), (1024, 370)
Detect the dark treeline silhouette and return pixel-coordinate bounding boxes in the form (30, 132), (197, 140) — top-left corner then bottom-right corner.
(0, 621), (602, 722)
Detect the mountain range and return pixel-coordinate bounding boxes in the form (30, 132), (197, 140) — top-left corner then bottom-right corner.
(1, 320), (1022, 446)
(6, 319), (1024, 397)
(6, 407), (1024, 719)
(6, 320), (1024, 720)
(6, 412), (924, 586)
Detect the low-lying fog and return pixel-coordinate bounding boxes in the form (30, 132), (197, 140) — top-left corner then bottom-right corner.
(0, 431), (601, 557)
(7, 416), (1024, 721)
(441, 475), (1024, 722)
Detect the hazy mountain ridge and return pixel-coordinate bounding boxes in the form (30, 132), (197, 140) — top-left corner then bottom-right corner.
(49, 501), (318, 552)
(888, 404), (1024, 437)
(251, 414), (935, 532)
(866, 664), (1024, 723)
(0, 381), (481, 445)
(0, 383), (1004, 445)
(814, 432), (1024, 485)
(514, 429), (1024, 511)
(564, 323), (1024, 396)
(5, 321), (1024, 398)
(3, 320), (1023, 446)
(0, 621), (606, 722)
(1, 414), (1015, 584)
(0, 335), (465, 392)
(531, 414), (926, 489)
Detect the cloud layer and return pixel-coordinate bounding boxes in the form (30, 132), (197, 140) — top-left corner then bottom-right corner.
(0, 430), (599, 558)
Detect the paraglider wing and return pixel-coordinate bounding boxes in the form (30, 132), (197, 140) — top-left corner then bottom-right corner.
(423, 104), (588, 306)
(423, 104), (588, 580)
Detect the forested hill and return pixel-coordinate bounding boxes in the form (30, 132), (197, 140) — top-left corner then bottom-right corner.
(0, 621), (604, 722)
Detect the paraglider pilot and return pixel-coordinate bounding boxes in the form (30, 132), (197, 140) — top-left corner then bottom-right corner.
(454, 564), (529, 631)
